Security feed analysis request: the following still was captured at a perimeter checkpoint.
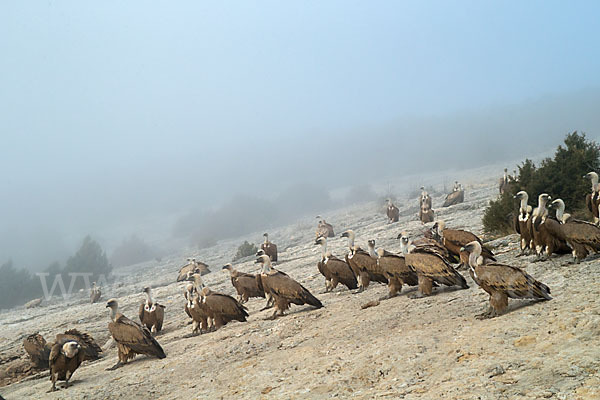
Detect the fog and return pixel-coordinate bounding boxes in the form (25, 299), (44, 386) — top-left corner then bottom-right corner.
(1, 2), (599, 270)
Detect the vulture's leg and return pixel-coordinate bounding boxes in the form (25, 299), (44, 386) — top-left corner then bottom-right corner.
(106, 361), (123, 371)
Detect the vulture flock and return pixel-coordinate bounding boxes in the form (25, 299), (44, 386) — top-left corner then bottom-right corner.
(18, 170), (600, 394)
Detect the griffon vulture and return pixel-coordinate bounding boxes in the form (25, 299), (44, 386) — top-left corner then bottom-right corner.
(530, 194), (570, 260)
(397, 231), (450, 259)
(419, 187), (432, 210)
(139, 287), (165, 334)
(513, 191), (534, 256)
(184, 281), (210, 334)
(315, 236), (357, 292)
(48, 329), (102, 391)
(187, 273), (248, 331)
(431, 220), (495, 267)
(23, 333), (52, 369)
(260, 233), (278, 262)
(404, 243), (468, 298)
(176, 258), (210, 282)
(419, 202), (435, 224)
(442, 186), (464, 207)
(549, 199), (600, 263)
(316, 216), (335, 238)
(105, 299), (166, 370)
(255, 254), (322, 319)
(376, 240), (419, 298)
(386, 199), (400, 223)
(584, 172), (600, 224)
(183, 283), (197, 323)
(90, 282), (101, 304)
(461, 241), (551, 318)
(340, 230), (388, 292)
(222, 263), (265, 303)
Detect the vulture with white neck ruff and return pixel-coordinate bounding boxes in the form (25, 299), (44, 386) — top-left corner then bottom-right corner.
(584, 171), (600, 224)
(139, 287), (165, 334)
(548, 198), (600, 263)
(315, 236), (357, 292)
(260, 233), (278, 262)
(513, 191), (534, 256)
(340, 230), (388, 292)
(461, 241), (551, 319)
(255, 254), (322, 319)
(106, 299), (166, 370)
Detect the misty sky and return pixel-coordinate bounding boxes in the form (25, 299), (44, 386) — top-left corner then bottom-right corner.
(2, 1), (600, 269)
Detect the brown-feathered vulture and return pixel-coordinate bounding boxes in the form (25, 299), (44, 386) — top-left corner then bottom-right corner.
(386, 199), (400, 223)
(23, 333), (52, 369)
(222, 263), (265, 303)
(105, 299), (166, 370)
(431, 220), (495, 267)
(316, 216), (335, 238)
(138, 287), (165, 334)
(461, 241), (551, 318)
(397, 231), (451, 259)
(340, 230), (388, 292)
(260, 233), (278, 262)
(48, 329), (102, 391)
(584, 171), (600, 225)
(183, 283), (196, 323)
(419, 187), (432, 210)
(90, 282), (101, 304)
(176, 258), (210, 282)
(419, 202), (435, 224)
(404, 241), (468, 298)
(530, 194), (570, 260)
(187, 273), (248, 331)
(528, 193), (554, 258)
(376, 239), (419, 298)
(184, 280), (210, 334)
(442, 183), (465, 207)
(513, 191), (534, 256)
(255, 254), (322, 319)
(549, 198), (600, 263)
(314, 236), (357, 292)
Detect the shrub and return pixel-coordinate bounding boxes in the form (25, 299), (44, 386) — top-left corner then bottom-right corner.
(483, 132), (600, 234)
(233, 241), (258, 261)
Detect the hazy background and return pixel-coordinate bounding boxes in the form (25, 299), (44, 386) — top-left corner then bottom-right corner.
(1, 1), (599, 270)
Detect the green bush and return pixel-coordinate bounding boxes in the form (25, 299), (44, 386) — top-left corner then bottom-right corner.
(233, 241), (258, 261)
(483, 132), (600, 234)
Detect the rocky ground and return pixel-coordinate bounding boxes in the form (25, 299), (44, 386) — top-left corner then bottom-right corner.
(1, 166), (599, 399)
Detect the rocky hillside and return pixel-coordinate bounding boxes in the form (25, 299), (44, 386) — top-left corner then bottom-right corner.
(1, 168), (599, 400)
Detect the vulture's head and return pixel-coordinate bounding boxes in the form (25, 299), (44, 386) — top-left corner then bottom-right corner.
(255, 254), (270, 264)
(315, 236), (326, 246)
(62, 341), (81, 359)
(550, 199), (565, 210)
(459, 241), (481, 255)
(106, 298), (118, 310)
(256, 249), (265, 257)
(584, 171), (598, 180)
(340, 230), (353, 239)
(397, 231), (409, 244)
(514, 190), (528, 200)
(367, 239), (375, 248)
(142, 286), (151, 294)
(222, 263), (233, 271)
(538, 193), (551, 205)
